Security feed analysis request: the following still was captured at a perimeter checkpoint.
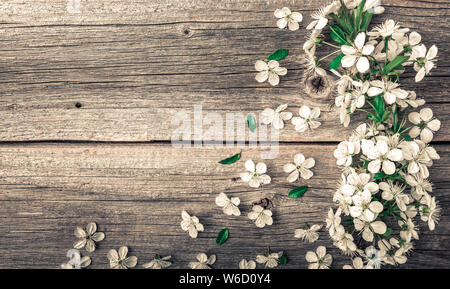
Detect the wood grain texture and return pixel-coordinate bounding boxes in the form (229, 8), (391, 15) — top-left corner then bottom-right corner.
(0, 0), (449, 269)
(0, 143), (449, 269)
(0, 0), (448, 142)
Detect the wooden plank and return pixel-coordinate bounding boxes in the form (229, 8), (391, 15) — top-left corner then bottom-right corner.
(0, 0), (449, 142)
(0, 143), (449, 268)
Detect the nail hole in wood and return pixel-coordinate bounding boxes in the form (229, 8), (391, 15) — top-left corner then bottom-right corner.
(75, 102), (82, 108)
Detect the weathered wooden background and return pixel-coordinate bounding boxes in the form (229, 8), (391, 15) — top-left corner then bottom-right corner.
(0, 0), (449, 269)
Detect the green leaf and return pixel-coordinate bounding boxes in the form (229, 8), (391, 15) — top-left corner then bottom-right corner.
(246, 114), (257, 132)
(384, 55), (410, 74)
(373, 95), (385, 118)
(267, 49), (289, 61)
(288, 185), (308, 198)
(218, 153), (241, 165)
(374, 172), (388, 180)
(280, 255), (288, 265)
(329, 53), (344, 70)
(330, 13), (352, 35)
(354, 0), (366, 31)
(361, 10), (373, 32)
(338, 0), (355, 35)
(330, 25), (348, 45)
(216, 228), (229, 245)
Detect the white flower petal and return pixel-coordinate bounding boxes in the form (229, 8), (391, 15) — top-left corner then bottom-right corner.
(255, 71), (269, 83)
(341, 55), (357, 68)
(245, 160), (255, 172)
(255, 60), (268, 71)
(354, 32), (366, 50)
(255, 162), (267, 174)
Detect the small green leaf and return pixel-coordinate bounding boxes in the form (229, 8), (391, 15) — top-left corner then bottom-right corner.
(280, 255), (288, 265)
(247, 114), (257, 132)
(267, 49), (289, 61)
(384, 55), (410, 74)
(360, 10), (373, 32)
(288, 185), (308, 198)
(354, 0), (366, 31)
(218, 153), (241, 165)
(216, 228), (229, 245)
(330, 25), (348, 45)
(329, 53), (344, 70)
(374, 172), (388, 180)
(373, 95), (385, 117)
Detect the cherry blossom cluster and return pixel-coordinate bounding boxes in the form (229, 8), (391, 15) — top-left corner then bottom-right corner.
(329, 122), (441, 268)
(303, 0), (438, 127)
(301, 0), (442, 268)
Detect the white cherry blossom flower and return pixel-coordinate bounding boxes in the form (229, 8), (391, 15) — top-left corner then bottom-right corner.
(419, 195), (440, 231)
(180, 210), (204, 238)
(341, 32), (374, 73)
(341, 172), (379, 199)
(107, 246), (138, 269)
(306, 2), (337, 30)
(399, 218), (419, 243)
(255, 60), (287, 86)
(372, 38), (403, 62)
(240, 160), (271, 188)
(331, 225), (357, 256)
(334, 140), (361, 167)
(248, 205), (273, 228)
(408, 108), (441, 143)
(398, 31), (422, 58)
(354, 218), (387, 242)
(303, 30), (322, 55)
(404, 173), (432, 197)
(364, 246), (383, 269)
(391, 237), (414, 256)
(295, 224), (322, 243)
(410, 44), (438, 82)
(143, 255), (172, 269)
(367, 79), (408, 105)
(60, 249), (91, 269)
(368, 19), (409, 39)
(361, 138), (403, 175)
(379, 180), (410, 211)
(256, 252), (282, 268)
(325, 208), (342, 237)
(400, 141), (432, 178)
(291, 106), (321, 132)
(283, 153), (315, 182)
(351, 122), (378, 141)
(304, 52), (327, 76)
(343, 257), (365, 269)
(239, 259), (256, 269)
(274, 7), (303, 31)
(396, 91), (425, 109)
(305, 246), (332, 269)
(363, 0), (385, 14)
(189, 253), (216, 269)
(331, 69), (362, 95)
(260, 104), (293, 130)
(73, 222), (105, 253)
(350, 190), (383, 221)
(215, 193), (240, 216)
(378, 239), (407, 265)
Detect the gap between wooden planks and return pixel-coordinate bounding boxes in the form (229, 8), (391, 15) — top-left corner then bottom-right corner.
(0, 143), (449, 268)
